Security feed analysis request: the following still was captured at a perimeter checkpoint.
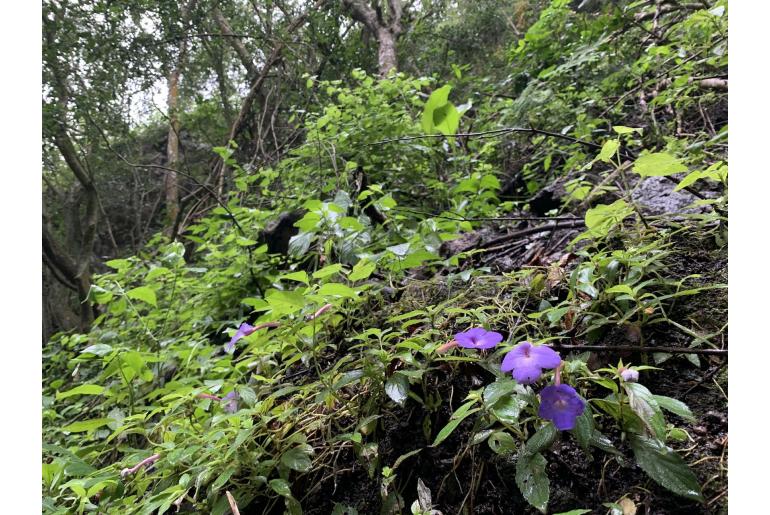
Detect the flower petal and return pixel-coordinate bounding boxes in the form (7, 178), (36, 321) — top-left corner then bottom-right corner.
(538, 384), (585, 431)
(529, 345), (562, 369)
(477, 330), (503, 349)
(225, 323), (254, 353)
(511, 363), (543, 384)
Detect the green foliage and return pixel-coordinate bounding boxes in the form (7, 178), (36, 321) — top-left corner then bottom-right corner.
(43, 0), (727, 513)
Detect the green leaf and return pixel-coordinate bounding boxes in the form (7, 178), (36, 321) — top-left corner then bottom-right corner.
(269, 478), (293, 498)
(628, 434), (704, 501)
(590, 430), (622, 456)
(624, 383), (666, 439)
(633, 152), (688, 177)
(126, 286), (157, 307)
(524, 423), (558, 455)
(572, 405), (594, 452)
(421, 85), (452, 134)
(555, 510), (593, 515)
(56, 384), (105, 400)
(313, 263), (344, 279)
(348, 259), (376, 282)
(62, 418), (113, 433)
(385, 373), (409, 406)
(483, 379), (517, 405)
(281, 444), (314, 472)
(598, 139), (619, 163)
(280, 271), (309, 285)
(80, 344), (113, 356)
(653, 395), (696, 423)
(515, 452), (550, 513)
(317, 282), (358, 298)
(605, 284), (635, 296)
(432, 401), (479, 447)
(612, 126), (643, 135)
(487, 430), (517, 454)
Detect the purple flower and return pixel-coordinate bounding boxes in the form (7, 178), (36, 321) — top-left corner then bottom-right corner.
(620, 368), (639, 383)
(222, 391), (240, 414)
(501, 341), (561, 384)
(454, 328), (503, 350)
(225, 323), (255, 353)
(538, 384), (586, 430)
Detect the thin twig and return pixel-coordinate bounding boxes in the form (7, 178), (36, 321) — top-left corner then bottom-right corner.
(549, 344), (727, 356)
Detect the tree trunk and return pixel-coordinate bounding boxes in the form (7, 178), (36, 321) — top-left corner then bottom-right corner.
(165, 64), (182, 235)
(342, 0), (403, 77)
(164, 0), (195, 237)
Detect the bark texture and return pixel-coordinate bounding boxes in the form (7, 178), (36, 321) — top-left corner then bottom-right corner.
(342, 0), (403, 76)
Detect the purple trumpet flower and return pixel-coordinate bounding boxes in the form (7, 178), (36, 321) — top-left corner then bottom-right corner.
(226, 323), (255, 353)
(225, 321), (281, 353)
(501, 341), (561, 384)
(538, 384), (586, 430)
(223, 391), (240, 414)
(454, 328), (503, 350)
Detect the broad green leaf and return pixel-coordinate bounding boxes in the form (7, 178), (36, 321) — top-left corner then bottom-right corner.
(421, 85), (452, 134)
(487, 430), (517, 454)
(62, 418), (113, 433)
(385, 373), (409, 406)
(628, 434), (704, 501)
(280, 271), (309, 285)
(80, 344), (113, 356)
(572, 405), (594, 452)
(348, 259), (376, 282)
(515, 452), (550, 513)
(317, 282), (358, 298)
(483, 379), (518, 405)
(281, 444), (314, 472)
(126, 286), (157, 307)
(313, 263), (344, 279)
(524, 423), (558, 455)
(288, 231), (313, 258)
(598, 139), (620, 162)
(491, 394), (527, 424)
(624, 383), (666, 439)
(653, 395), (695, 423)
(56, 384), (105, 400)
(269, 478), (293, 498)
(633, 152), (688, 177)
(555, 510), (592, 515)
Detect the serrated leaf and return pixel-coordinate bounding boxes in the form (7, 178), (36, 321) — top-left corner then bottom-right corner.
(633, 152), (688, 177)
(515, 452), (550, 512)
(126, 286), (157, 307)
(628, 434), (704, 501)
(624, 383), (666, 439)
(572, 405), (594, 452)
(524, 423), (558, 455)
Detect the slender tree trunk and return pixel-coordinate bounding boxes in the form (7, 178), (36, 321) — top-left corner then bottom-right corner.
(165, 64), (182, 235)
(164, 0), (195, 237)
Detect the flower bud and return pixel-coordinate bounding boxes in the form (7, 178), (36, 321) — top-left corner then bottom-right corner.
(620, 368), (639, 383)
